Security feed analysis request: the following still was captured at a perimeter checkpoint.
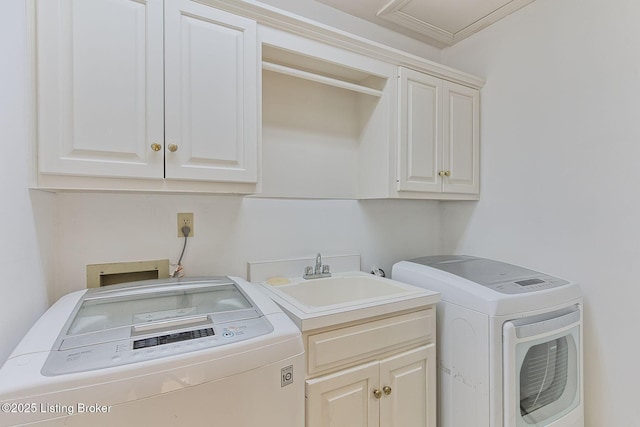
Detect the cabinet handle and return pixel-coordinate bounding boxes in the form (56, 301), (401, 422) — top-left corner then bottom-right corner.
(438, 171), (445, 177)
(168, 144), (179, 153)
(150, 143), (162, 152)
(373, 389), (382, 399)
(444, 170), (451, 177)
(383, 386), (392, 396)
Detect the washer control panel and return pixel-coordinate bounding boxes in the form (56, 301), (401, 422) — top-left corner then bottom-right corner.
(43, 317), (274, 375)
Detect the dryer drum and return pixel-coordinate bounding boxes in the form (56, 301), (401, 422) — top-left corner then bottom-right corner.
(520, 337), (569, 415)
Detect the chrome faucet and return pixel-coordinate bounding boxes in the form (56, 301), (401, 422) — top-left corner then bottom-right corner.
(304, 253), (332, 279)
(315, 253), (322, 275)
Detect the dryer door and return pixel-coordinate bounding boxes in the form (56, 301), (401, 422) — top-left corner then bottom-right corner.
(503, 306), (583, 427)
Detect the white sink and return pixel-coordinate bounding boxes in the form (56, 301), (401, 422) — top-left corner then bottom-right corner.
(257, 272), (440, 331)
(278, 275), (413, 307)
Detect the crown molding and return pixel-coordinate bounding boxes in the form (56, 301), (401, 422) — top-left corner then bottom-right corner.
(196, 0), (485, 89)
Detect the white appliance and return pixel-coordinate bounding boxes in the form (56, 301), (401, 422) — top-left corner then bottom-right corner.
(0, 277), (304, 427)
(392, 256), (583, 427)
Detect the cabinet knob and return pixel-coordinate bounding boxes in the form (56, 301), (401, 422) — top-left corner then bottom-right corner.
(168, 144), (179, 153)
(383, 386), (392, 396)
(444, 170), (451, 177)
(150, 143), (162, 152)
(373, 389), (382, 399)
(438, 171), (445, 177)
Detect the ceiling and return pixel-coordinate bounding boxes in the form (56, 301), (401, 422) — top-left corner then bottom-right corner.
(314, 0), (536, 47)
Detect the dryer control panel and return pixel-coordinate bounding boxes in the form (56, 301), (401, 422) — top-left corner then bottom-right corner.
(409, 255), (569, 294)
(487, 275), (569, 294)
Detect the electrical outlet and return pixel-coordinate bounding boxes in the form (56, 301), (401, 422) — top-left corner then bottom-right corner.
(177, 213), (194, 237)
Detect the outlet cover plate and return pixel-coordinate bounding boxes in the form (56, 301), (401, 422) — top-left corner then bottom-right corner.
(177, 213), (194, 237)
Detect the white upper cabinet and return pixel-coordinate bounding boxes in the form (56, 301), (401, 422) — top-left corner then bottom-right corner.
(36, 0), (165, 180)
(397, 67), (480, 198)
(397, 68), (442, 193)
(442, 81), (480, 194)
(164, 0), (257, 183)
(31, 0), (482, 197)
(34, 0), (258, 191)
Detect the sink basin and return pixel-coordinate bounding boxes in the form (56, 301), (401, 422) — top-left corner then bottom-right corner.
(278, 275), (413, 307)
(257, 271), (440, 331)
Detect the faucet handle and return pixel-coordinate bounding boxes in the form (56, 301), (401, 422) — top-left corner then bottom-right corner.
(304, 266), (313, 276)
(322, 264), (330, 275)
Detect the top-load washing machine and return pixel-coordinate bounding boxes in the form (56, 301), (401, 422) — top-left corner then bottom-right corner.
(0, 277), (304, 427)
(392, 255), (583, 427)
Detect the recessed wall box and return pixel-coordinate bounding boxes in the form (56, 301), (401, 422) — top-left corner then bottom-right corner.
(86, 259), (170, 288)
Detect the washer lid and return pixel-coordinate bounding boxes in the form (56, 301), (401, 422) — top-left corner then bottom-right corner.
(66, 277), (254, 337)
(408, 255), (569, 294)
(42, 277), (275, 375)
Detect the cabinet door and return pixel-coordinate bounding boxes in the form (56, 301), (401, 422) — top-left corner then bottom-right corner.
(306, 361), (380, 427)
(442, 82), (480, 194)
(164, 0), (258, 183)
(379, 345), (436, 427)
(397, 67), (442, 193)
(36, 0), (164, 179)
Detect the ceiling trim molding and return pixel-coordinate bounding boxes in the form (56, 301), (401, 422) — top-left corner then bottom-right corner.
(377, 0), (537, 46)
(377, 0), (455, 46)
(454, 0), (536, 43)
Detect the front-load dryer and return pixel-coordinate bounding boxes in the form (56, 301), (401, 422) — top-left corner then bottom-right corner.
(0, 277), (304, 427)
(392, 255), (583, 427)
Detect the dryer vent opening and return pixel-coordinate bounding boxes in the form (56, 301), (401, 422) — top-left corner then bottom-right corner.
(86, 260), (170, 288)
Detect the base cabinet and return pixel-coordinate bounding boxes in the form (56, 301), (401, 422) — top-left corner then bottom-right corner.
(307, 344), (435, 427)
(304, 308), (437, 427)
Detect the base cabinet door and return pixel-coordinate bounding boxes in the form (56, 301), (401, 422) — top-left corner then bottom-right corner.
(306, 361), (380, 427)
(379, 345), (436, 427)
(306, 345), (435, 427)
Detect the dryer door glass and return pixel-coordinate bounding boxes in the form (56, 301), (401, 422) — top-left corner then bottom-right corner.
(519, 337), (572, 416)
(503, 306), (582, 427)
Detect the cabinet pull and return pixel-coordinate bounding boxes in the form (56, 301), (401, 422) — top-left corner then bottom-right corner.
(373, 389), (382, 399)
(383, 386), (392, 396)
(168, 144), (179, 153)
(150, 143), (162, 152)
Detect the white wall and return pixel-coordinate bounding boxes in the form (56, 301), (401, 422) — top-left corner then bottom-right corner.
(0, 0), (447, 364)
(440, 0), (640, 425)
(53, 194), (441, 300)
(0, 1), (54, 362)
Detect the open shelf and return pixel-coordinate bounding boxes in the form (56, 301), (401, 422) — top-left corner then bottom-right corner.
(262, 61), (383, 97)
(262, 45), (387, 97)
(260, 40), (394, 199)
